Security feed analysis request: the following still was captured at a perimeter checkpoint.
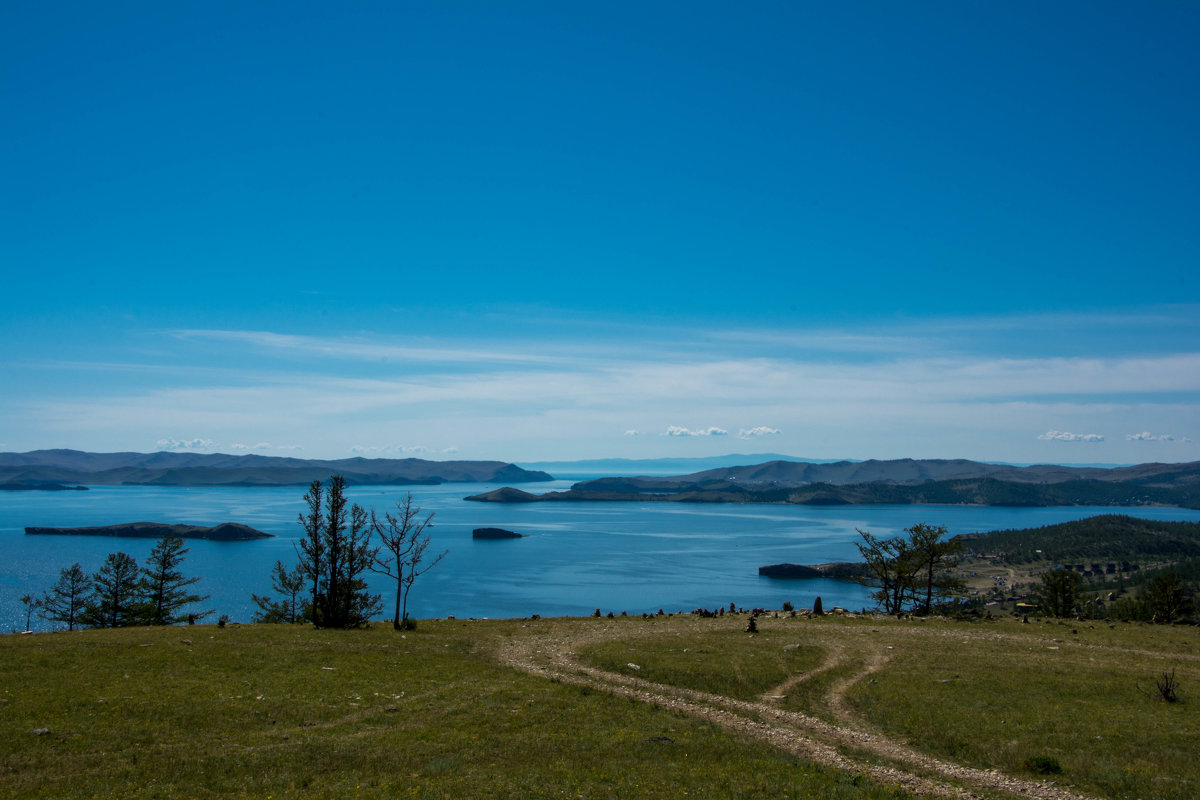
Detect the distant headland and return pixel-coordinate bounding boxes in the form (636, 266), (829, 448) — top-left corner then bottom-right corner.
(0, 449), (552, 488)
(465, 457), (1200, 509)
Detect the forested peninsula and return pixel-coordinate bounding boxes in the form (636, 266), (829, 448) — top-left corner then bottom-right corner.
(0, 449), (551, 487)
(466, 458), (1200, 509)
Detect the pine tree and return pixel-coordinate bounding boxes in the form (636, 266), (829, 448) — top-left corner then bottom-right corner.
(855, 523), (963, 614)
(41, 563), (92, 631)
(296, 480), (326, 623)
(81, 552), (141, 628)
(139, 536), (211, 625)
(1141, 571), (1193, 624)
(1038, 569), (1083, 618)
(252, 560), (308, 623)
(296, 476), (380, 628)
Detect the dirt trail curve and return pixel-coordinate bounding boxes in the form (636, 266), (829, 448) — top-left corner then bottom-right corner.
(496, 620), (1101, 800)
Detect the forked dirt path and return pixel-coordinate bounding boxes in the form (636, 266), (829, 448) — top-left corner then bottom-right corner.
(496, 619), (1102, 800)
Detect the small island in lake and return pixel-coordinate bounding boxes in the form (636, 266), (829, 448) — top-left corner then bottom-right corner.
(472, 527), (524, 540)
(25, 522), (273, 540)
(759, 562), (871, 580)
(1, 481), (88, 492)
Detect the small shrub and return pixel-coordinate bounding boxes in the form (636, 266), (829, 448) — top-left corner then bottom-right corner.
(813, 597), (824, 616)
(1156, 668), (1179, 703)
(399, 618), (418, 631)
(1024, 755), (1062, 775)
(782, 601), (794, 612)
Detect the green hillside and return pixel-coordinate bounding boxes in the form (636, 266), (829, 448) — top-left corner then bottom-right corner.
(3, 615), (1197, 800)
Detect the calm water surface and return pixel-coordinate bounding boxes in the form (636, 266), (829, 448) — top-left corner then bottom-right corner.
(4, 480), (1200, 631)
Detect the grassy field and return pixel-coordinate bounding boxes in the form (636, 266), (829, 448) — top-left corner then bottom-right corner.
(3, 614), (1197, 799)
(580, 614), (1200, 800)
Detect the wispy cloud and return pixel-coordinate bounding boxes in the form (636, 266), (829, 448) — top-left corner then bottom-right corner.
(1125, 432), (1175, 442)
(665, 426), (728, 437)
(1037, 430), (1105, 442)
(170, 329), (570, 366)
(156, 437), (216, 451)
(349, 444), (435, 455)
(10, 311), (1199, 461)
(738, 426), (781, 439)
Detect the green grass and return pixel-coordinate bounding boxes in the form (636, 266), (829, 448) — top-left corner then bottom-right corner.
(581, 614), (1200, 800)
(580, 625), (826, 700)
(843, 618), (1200, 800)
(1, 621), (913, 800)
(4, 615), (1198, 800)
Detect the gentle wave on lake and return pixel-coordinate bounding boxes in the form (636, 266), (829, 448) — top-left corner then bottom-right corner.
(4, 481), (1200, 632)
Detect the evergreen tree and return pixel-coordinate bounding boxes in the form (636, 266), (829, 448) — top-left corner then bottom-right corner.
(81, 552), (141, 628)
(139, 536), (211, 625)
(1037, 569), (1083, 618)
(907, 523), (964, 614)
(252, 560), (308, 623)
(296, 476), (380, 628)
(1141, 571), (1193, 623)
(296, 480), (326, 624)
(855, 528), (920, 613)
(855, 523), (963, 614)
(40, 563), (92, 631)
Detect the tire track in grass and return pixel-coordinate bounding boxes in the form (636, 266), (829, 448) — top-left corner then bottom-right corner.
(496, 620), (1101, 800)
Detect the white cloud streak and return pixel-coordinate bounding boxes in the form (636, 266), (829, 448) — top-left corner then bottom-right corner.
(13, 316), (1200, 460)
(1125, 432), (1175, 442)
(349, 444), (435, 455)
(1037, 430), (1105, 442)
(665, 426), (729, 437)
(738, 426), (781, 439)
(156, 437), (216, 450)
(170, 329), (572, 366)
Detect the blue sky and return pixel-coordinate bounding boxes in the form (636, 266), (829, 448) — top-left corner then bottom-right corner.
(2, 2), (1198, 464)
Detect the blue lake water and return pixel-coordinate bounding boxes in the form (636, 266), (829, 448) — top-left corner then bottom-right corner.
(4, 480), (1200, 632)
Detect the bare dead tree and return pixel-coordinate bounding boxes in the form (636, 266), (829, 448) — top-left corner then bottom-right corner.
(370, 493), (447, 630)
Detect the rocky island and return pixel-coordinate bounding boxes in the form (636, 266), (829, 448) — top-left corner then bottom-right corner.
(25, 522), (274, 540)
(759, 562), (871, 580)
(472, 527), (524, 539)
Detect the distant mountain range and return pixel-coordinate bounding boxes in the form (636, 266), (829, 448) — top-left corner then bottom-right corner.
(467, 458), (1200, 509)
(0, 450), (551, 488)
(516, 453), (849, 476)
(599, 458), (1200, 487)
